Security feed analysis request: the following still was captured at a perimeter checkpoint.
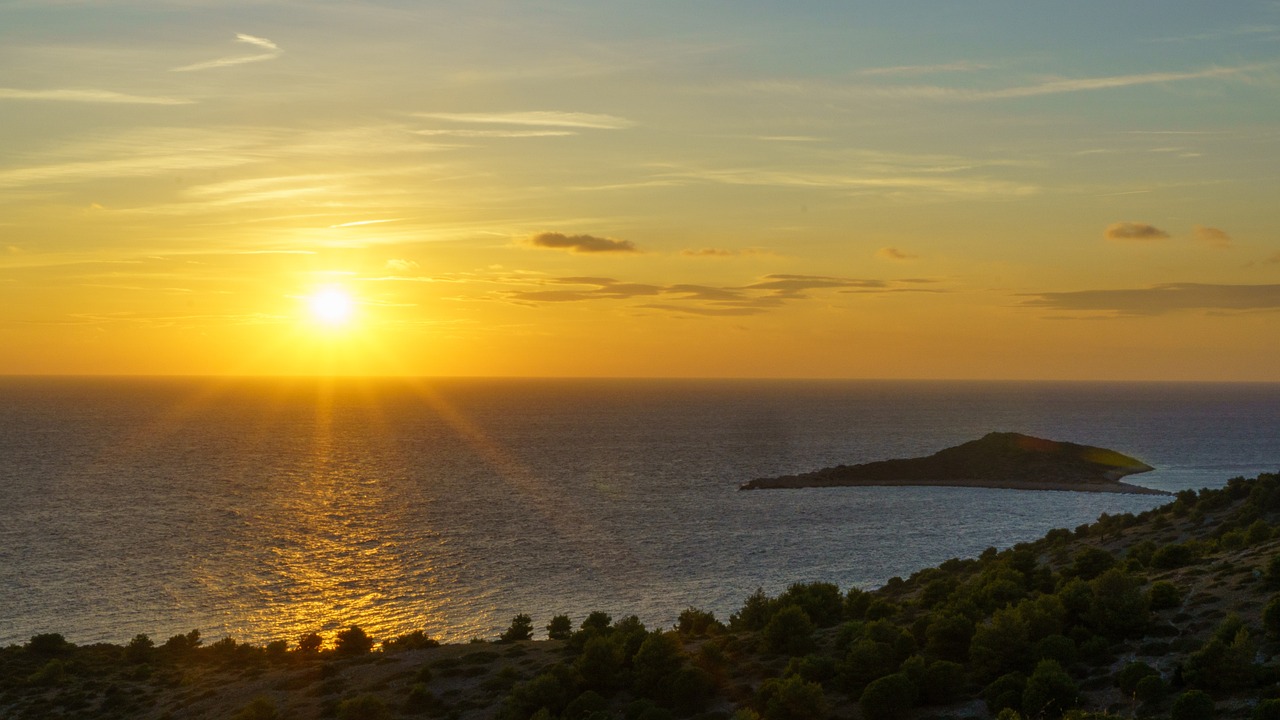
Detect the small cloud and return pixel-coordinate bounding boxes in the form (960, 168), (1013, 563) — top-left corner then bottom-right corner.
(1104, 222), (1170, 241)
(386, 259), (420, 273)
(1266, 252), (1280, 265)
(412, 129), (575, 138)
(1194, 225), (1233, 249)
(877, 247), (918, 261)
(172, 33), (283, 72)
(526, 232), (638, 253)
(5, 245), (21, 254)
(413, 111), (635, 130)
(88, 202), (106, 211)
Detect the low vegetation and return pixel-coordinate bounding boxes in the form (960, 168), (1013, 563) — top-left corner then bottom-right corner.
(5, 472), (1280, 719)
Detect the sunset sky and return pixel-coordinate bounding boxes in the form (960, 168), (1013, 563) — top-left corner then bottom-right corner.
(2, 1), (1278, 379)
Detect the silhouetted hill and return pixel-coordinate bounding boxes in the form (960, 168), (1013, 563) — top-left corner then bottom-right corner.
(741, 432), (1163, 494)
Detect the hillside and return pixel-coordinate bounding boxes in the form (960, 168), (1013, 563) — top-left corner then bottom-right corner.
(5, 472), (1280, 720)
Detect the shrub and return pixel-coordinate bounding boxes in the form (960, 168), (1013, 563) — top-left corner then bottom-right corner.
(921, 660), (966, 705)
(1021, 659), (1077, 719)
(777, 582), (844, 627)
(1134, 674), (1167, 705)
(563, 690), (608, 720)
(1070, 547), (1116, 580)
(382, 630), (440, 652)
(1149, 581), (1183, 611)
(984, 672), (1028, 716)
(632, 632), (687, 702)
(924, 613), (974, 662)
(404, 683), (442, 714)
(676, 607), (723, 636)
(1255, 698), (1280, 720)
(27, 659), (66, 687)
(124, 634), (155, 664)
(761, 605), (816, 656)
(758, 675), (827, 720)
(732, 588), (775, 631)
(334, 626), (374, 656)
(231, 696), (279, 720)
(298, 632), (323, 653)
(1115, 661), (1159, 695)
(26, 633), (72, 657)
(1152, 543), (1198, 569)
(859, 672), (915, 720)
(336, 694), (391, 720)
(1264, 595), (1280, 639)
(547, 615), (573, 640)
(581, 611), (612, 633)
(843, 587), (871, 621)
(1171, 690), (1214, 720)
(501, 614), (534, 642)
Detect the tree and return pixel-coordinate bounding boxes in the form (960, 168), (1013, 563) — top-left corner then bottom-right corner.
(758, 675), (827, 720)
(1021, 659), (1077, 719)
(501, 613), (534, 642)
(761, 605), (815, 656)
(231, 696), (279, 720)
(547, 615), (573, 640)
(335, 625), (374, 656)
(859, 672), (915, 720)
(124, 634), (155, 664)
(1149, 581), (1183, 611)
(298, 632), (323, 653)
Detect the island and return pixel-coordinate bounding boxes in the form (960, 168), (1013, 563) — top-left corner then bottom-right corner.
(740, 431), (1169, 494)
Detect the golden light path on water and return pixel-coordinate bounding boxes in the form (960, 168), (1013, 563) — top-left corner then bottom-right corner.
(157, 375), (646, 649)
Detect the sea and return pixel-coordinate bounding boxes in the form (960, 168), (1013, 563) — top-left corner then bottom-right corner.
(1, 377), (1278, 648)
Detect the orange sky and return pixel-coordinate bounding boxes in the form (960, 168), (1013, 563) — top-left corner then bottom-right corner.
(2, 3), (1279, 379)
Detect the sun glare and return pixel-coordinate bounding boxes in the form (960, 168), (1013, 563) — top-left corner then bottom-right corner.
(307, 286), (355, 327)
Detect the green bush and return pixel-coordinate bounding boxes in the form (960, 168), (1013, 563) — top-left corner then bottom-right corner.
(1152, 543), (1198, 569)
(231, 696), (279, 720)
(1115, 661), (1159, 695)
(1263, 595), (1280, 639)
(298, 632), (323, 653)
(984, 672), (1028, 715)
(1255, 698), (1280, 720)
(1134, 674), (1167, 705)
(777, 582), (843, 627)
(1171, 689), (1215, 720)
(676, 607), (723, 636)
(859, 672), (915, 720)
(1021, 659), (1077, 719)
(1149, 581), (1183, 611)
(761, 605), (816, 656)
(758, 675), (827, 720)
(336, 694), (391, 720)
(26, 633), (72, 657)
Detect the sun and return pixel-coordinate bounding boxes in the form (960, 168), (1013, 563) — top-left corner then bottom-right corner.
(307, 286), (355, 327)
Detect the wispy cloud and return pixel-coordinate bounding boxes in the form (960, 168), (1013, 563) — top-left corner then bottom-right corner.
(502, 273), (921, 316)
(860, 61), (991, 76)
(172, 33), (283, 72)
(524, 232), (639, 253)
(877, 247), (918, 261)
(680, 247), (775, 258)
(658, 166), (1038, 198)
(413, 111), (636, 129)
(709, 63), (1259, 102)
(0, 88), (193, 105)
(1194, 225), (1233, 249)
(1104, 222), (1170, 241)
(412, 129), (575, 138)
(1021, 283), (1280, 316)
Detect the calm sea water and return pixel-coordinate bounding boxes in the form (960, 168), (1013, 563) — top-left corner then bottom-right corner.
(1, 378), (1277, 647)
